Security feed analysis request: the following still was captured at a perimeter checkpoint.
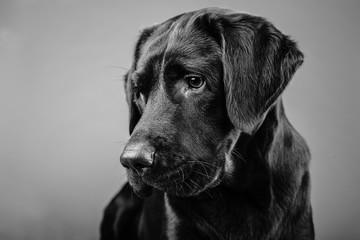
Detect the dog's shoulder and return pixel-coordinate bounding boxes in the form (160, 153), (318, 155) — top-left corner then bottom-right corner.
(100, 182), (144, 240)
(100, 182), (166, 240)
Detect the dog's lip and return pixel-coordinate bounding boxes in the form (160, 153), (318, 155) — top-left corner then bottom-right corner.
(130, 160), (222, 196)
(142, 164), (194, 189)
(126, 168), (154, 198)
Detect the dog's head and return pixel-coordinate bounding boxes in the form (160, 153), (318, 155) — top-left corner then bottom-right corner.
(120, 8), (303, 198)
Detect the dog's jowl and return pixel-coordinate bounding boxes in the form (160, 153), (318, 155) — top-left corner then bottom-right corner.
(101, 7), (314, 240)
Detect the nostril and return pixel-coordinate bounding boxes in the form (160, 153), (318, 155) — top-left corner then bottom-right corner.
(120, 143), (155, 173)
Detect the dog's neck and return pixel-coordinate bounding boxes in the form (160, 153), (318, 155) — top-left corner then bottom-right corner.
(164, 99), (311, 239)
(223, 99), (310, 209)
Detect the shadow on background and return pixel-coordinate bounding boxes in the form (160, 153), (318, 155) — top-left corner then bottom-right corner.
(0, 0), (359, 239)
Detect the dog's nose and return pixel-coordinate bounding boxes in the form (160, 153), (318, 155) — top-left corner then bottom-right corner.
(120, 143), (155, 174)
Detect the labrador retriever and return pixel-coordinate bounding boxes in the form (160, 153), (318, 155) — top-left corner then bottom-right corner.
(100, 7), (314, 240)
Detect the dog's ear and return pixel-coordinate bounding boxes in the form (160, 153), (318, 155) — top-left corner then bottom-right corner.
(216, 12), (304, 132)
(124, 26), (158, 134)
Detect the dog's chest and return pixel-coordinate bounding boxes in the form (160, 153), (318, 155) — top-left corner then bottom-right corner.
(164, 195), (180, 240)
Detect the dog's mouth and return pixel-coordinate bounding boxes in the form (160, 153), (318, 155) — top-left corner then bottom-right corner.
(126, 158), (224, 197)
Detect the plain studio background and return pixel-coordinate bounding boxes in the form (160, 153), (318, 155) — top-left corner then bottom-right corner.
(0, 0), (359, 239)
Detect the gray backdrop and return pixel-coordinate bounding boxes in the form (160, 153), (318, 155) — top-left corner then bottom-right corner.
(1, 0), (359, 239)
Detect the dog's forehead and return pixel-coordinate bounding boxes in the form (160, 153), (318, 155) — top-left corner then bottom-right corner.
(136, 16), (221, 75)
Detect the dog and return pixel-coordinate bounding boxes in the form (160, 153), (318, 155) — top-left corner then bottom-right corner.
(100, 7), (314, 240)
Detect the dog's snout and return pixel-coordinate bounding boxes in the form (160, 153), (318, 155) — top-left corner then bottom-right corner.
(120, 143), (155, 174)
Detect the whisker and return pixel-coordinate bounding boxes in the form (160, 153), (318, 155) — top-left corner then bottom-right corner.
(179, 166), (185, 184)
(114, 139), (129, 147)
(178, 181), (184, 195)
(106, 65), (130, 71)
(231, 149), (247, 164)
(115, 143), (128, 148)
(187, 160), (218, 169)
(203, 188), (215, 199)
(198, 162), (210, 178)
(188, 179), (214, 198)
(189, 179), (202, 191)
(192, 170), (211, 178)
(183, 180), (192, 192)
(173, 176), (179, 195)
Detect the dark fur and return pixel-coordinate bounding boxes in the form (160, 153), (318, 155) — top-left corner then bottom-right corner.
(101, 7), (314, 240)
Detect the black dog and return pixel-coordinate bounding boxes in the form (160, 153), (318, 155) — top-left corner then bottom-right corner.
(101, 7), (314, 240)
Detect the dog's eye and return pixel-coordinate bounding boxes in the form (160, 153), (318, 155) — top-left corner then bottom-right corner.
(186, 76), (205, 89)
